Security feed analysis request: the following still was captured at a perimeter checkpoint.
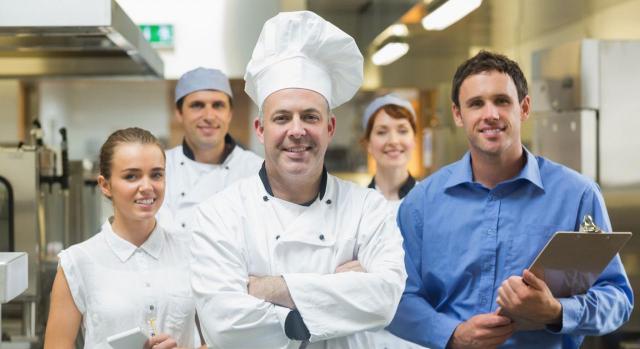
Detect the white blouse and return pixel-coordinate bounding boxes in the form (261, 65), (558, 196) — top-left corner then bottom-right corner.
(59, 220), (195, 349)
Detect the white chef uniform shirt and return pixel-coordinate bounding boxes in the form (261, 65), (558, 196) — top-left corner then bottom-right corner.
(158, 135), (262, 234)
(58, 219), (196, 349)
(191, 166), (407, 349)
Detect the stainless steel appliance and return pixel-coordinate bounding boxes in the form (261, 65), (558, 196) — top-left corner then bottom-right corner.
(531, 39), (640, 335)
(0, 252), (28, 347)
(0, 124), (102, 347)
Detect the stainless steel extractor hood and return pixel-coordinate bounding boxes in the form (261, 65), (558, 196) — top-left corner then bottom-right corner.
(0, 0), (164, 78)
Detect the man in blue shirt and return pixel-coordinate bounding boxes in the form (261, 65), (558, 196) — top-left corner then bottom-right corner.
(387, 51), (633, 349)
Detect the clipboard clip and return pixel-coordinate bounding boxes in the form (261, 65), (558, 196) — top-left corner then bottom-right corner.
(580, 215), (602, 233)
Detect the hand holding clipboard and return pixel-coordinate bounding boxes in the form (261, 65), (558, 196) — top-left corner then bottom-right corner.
(497, 215), (632, 331)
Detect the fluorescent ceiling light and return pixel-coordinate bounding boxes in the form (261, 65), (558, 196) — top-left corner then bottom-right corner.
(389, 24), (409, 37)
(372, 42), (409, 66)
(422, 0), (482, 31)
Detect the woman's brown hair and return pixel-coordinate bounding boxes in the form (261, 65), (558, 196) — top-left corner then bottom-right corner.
(361, 104), (417, 144)
(99, 127), (165, 180)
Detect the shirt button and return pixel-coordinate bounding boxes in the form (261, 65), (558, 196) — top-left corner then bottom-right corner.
(225, 166), (230, 170)
(263, 195), (269, 202)
(488, 195), (495, 201)
(275, 235), (280, 240)
(487, 228), (495, 235)
(181, 223), (186, 228)
(325, 199), (332, 205)
(181, 192), (185, 197)
(319, 234), (325, 241)
(180, 161), (184, 166)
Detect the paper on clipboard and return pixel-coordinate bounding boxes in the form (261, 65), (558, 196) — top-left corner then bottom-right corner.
(502, 229), (631, 331)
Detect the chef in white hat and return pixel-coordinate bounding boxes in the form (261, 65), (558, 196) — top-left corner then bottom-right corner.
(190, 11), (407, 349)
(157, 67), (262, 235)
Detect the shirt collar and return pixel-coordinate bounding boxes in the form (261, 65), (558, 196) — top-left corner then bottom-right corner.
(513, 147), (544, 190)
(444, 147), (544, 191)
(182, 134), (237, 163)
(103, 219), (164, 262)
(259, 162), (328, 205)
(368, 173), (416, 199)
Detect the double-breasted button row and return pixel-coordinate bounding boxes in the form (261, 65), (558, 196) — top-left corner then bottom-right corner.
(274, 234), (325, 241)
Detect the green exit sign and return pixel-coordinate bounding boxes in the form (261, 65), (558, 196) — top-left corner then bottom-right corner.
(139, 24), (174, 48)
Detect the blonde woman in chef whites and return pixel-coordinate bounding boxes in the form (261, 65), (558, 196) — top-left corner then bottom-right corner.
(362, 94), (418, 213)
(44, 128), (199, 349)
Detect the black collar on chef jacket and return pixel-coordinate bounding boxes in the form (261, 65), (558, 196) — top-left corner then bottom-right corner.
(182, 133), (237, 163)
(368, 173), (416, 199)
(259, 162), (328, 207)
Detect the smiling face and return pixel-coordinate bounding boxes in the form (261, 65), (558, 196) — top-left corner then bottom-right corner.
(98, 143), (165, 225)
(176, 90), (232, 154)
(366, 109), (415, 170)
(255, 88), (335, 179)
(452, 70), (530, 159)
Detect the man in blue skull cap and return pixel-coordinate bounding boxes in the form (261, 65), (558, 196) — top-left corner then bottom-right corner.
(158, 67), (262, 235)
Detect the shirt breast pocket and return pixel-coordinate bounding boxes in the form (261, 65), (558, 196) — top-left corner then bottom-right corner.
(163, 291), (195, 340)
(507, 224), (560, 274)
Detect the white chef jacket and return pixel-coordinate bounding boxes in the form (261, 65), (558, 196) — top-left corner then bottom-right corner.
(366, 175), (427, 349)
(191, 167), (407, 349)
(157, 136), (262, 234)
(59, 219), (196, 349)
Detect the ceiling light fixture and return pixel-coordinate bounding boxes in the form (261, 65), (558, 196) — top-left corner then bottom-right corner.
(372, 40), (409, 66)
(422, 0), (482, 31)
(389, 24), (409, 37)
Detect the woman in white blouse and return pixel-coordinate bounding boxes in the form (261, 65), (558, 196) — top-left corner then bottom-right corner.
(44, 128), (196, 349)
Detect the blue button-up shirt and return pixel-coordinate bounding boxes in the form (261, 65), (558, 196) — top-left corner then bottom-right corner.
(388, 149), (633, 349)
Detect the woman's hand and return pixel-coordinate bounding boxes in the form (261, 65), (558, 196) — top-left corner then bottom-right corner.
(144, 333), (178, 349)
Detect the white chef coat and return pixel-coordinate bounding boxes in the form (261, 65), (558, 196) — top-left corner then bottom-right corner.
(368, 174), (417, 213)
(59, 219), (196, 349)
(157, 136), (262, 234)
(366, 174), (427, 349)
(191, 167), (407, 349)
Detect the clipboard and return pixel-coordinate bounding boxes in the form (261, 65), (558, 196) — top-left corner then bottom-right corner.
(501, 216), (631, 330)
(528, 231), (631, 297)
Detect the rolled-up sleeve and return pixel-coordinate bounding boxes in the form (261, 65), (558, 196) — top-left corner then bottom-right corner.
(551, 183), (633, 335)
(387, 196), (461, 349)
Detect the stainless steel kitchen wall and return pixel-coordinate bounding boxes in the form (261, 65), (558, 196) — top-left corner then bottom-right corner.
(531, 39), (640, 334)
(531, 39), (640, 187)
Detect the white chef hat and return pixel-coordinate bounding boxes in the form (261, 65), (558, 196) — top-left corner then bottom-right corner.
(244, 11), (363, 110)
(362, 94), (416, 129)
